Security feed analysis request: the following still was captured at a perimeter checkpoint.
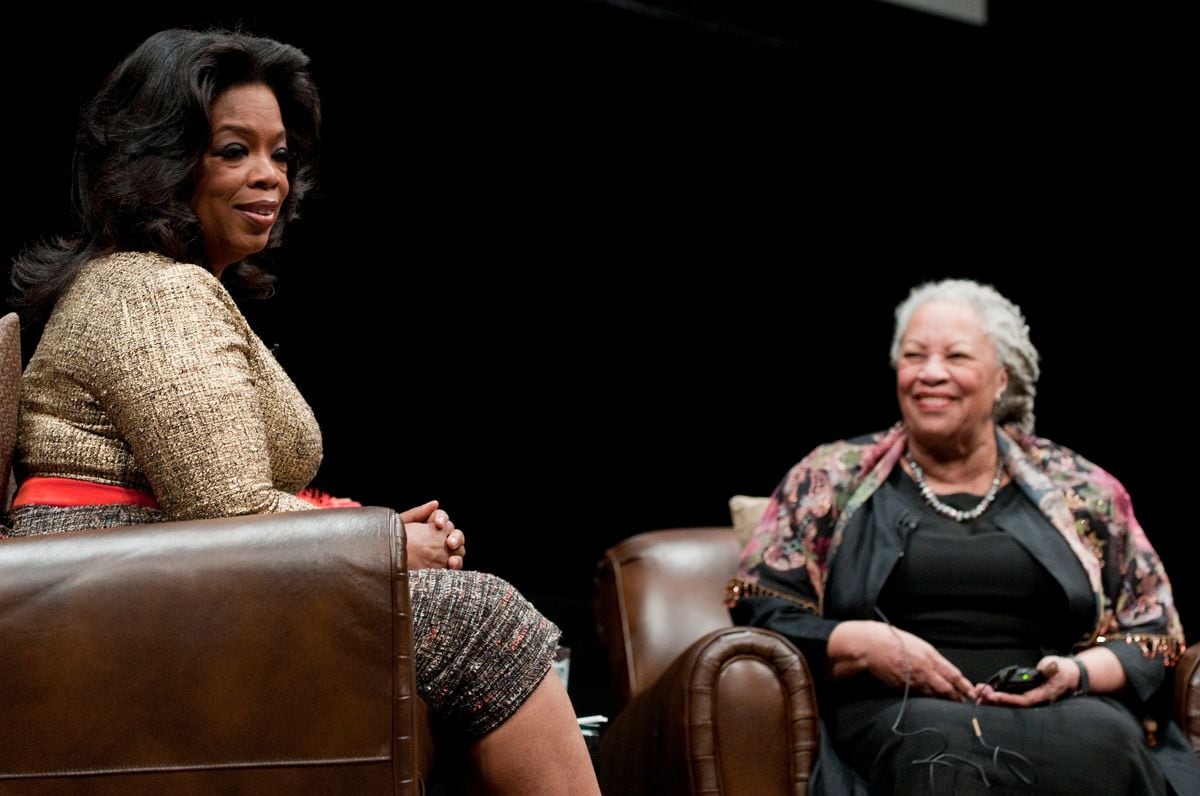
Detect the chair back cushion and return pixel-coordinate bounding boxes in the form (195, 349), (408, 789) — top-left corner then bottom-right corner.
(0, 506), (418, 794)
(729, 494), (771, 548)
(596, 528), (740, 710)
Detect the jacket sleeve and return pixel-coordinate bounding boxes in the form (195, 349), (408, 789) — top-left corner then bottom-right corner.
(1088, 469), (1185, 702)
(96, 267), (317, 520)
(729, 450), (845, 676)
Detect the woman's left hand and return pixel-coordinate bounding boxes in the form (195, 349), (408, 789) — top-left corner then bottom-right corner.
(975, 656), (1075, 707)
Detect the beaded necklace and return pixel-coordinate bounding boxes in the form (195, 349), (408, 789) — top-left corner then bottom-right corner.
(905, 449), (1004, 522)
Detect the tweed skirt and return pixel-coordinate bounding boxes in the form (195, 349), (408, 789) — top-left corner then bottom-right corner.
(409, 568), (559, 736)
(3, 504), (560, 738)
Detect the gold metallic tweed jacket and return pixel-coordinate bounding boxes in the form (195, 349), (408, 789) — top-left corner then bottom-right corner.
(17, 251), (321, 519)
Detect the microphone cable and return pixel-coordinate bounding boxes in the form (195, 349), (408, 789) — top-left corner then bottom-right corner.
(875, 607), (1036, 792)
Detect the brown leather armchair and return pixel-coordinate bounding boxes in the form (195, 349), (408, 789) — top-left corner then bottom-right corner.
(596, 526), (1200, 795)
(0, 507), (433, 794)
(595, 528), (818, 795)
(0, 313), (434, 793)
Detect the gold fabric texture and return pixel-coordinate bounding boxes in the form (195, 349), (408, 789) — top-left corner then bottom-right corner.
(1, 312), (21, 507)
(16, 252), (322, 520)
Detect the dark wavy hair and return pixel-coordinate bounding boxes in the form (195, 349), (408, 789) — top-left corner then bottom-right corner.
(9, 27), (320, 324)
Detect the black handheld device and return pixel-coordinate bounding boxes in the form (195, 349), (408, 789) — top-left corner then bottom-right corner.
(990, 665), (1046, 694)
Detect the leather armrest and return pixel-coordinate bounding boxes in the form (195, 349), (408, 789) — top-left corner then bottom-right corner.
(598, 626), (818, 796)
(0, 507), (420, 794)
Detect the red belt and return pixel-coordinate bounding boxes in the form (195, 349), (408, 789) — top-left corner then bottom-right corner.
(12, 477), (160, 509)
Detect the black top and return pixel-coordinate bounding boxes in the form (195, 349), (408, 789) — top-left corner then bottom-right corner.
(873, 466), (1093, 684)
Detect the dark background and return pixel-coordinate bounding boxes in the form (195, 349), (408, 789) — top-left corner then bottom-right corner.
(3, 2), (1188, 719)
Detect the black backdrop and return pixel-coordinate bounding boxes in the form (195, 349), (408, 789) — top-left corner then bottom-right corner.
(4, 2), (1189, 718)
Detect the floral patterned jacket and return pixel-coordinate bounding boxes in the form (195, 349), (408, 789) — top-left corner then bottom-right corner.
(731, 423), (1184, 680)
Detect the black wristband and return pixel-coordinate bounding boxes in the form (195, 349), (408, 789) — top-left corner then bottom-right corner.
(1070, 655), (1090, 697)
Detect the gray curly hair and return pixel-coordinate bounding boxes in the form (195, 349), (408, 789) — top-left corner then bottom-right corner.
(889, 279), (1041, 433)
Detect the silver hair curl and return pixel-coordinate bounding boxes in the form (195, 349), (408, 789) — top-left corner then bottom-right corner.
(889, 279), (1041, 433)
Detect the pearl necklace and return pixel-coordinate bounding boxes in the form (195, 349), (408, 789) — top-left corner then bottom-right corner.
(905, 450), (1005, 523)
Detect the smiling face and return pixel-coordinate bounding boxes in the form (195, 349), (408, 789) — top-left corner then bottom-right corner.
(896, 300), (1009, 453)
(189, 83), (290, 277)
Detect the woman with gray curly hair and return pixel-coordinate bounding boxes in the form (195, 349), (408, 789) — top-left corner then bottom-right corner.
(889, 279), (1040, 434)
(729, 278), (1197, 794)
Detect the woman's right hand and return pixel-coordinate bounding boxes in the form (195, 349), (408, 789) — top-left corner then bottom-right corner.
(827, 620), (975, 702)
(400, 500), (466, 570)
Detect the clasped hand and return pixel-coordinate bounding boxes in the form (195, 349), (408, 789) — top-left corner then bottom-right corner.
(400, 500), (466, 570)
(830, 622), (1083, 705)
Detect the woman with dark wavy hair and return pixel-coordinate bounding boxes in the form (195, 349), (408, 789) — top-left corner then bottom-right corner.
(6, 28), (598, 794)
(12, 28), (319, 322)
